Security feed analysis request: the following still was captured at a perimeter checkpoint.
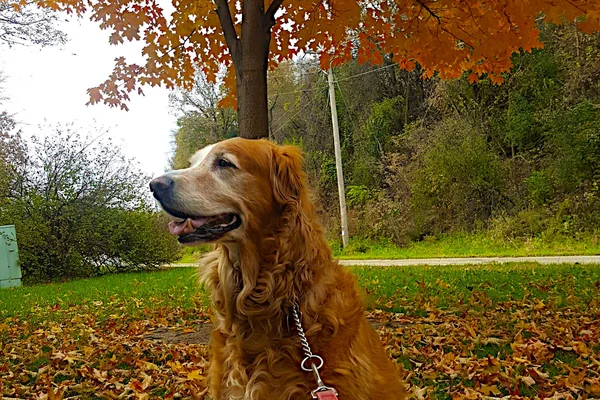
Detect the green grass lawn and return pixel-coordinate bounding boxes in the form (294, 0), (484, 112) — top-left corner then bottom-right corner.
(0, 267), (208, 323)
(351, 262), (600, 312)
(2, 262), (600, 321)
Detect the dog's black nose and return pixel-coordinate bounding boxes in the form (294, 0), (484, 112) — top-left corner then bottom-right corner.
(149, 176), (174, 197)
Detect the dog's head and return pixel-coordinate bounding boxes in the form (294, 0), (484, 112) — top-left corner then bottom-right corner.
(150, 138), (305, 245)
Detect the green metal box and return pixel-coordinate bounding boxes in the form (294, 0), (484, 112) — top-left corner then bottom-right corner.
(0, 225), (21, 288)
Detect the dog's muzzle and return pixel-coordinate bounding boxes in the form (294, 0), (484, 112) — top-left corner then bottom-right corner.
(149, 175), (242, 244)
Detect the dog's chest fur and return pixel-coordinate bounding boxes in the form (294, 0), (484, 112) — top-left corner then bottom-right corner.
(214, 319), (311, 400)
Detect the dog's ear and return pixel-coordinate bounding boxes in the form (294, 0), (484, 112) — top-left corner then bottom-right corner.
(272, 145), (305, 205)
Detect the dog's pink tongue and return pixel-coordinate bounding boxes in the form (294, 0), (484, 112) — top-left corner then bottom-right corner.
(168, 217), (209, 236)
(190, 217), (208, 228)
(168, 219), (195, 235)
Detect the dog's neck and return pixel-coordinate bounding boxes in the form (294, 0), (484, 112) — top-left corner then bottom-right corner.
(222, 242), (242, 268)
(206, 207), (332, 332)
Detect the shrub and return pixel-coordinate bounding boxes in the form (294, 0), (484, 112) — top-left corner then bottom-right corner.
(0, 126), (181, 283)
(525, 170), (554, 206)
(546, 101), (600, 192)
(347, 189), (413, 245)
(410, 117), (504, 236)
(346, 185), (373, 207)
(351, 96), (404, 187)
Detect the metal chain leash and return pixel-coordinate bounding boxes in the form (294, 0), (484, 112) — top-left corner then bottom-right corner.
(291, 302), (339, 399)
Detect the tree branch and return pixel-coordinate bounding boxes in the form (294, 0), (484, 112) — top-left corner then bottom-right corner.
(0, 16), (51, 26)
(264, 0), (285, 30)
(215, 0), (241, 65)
(414, 0), (441, 24)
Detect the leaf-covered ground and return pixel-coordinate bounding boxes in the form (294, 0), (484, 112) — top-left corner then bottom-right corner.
(1, 264), (600, 399)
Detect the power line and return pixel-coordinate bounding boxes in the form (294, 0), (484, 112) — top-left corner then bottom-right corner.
(268, 63), (396, 133)
(334, 63), (396, 83)
(268, 86), (322, 98)
(267, 63), (395, 98)
(335, 76), (360, 137)
(269, 74), (325, 128)
(267, 68), (322, 79)
(271, 93), (318, 130)
(271, 94), (322, 135)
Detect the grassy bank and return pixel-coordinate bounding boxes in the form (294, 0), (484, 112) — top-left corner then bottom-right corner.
(332, 233), (600, 259)
(175, 233), (600, 264)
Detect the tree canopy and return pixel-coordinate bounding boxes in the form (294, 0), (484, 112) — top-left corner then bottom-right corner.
(22, 0), (600, 137)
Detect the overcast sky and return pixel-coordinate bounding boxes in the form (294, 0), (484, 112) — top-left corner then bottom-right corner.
(1, 13), (178, 178)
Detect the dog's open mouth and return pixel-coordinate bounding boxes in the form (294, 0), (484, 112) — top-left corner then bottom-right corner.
(167, 213), (241, 243)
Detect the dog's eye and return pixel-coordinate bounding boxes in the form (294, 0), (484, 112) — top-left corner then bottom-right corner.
(217, 158), (236, 169)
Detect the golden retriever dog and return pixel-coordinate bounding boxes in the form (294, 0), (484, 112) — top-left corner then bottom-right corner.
(150, 138), (406, 400)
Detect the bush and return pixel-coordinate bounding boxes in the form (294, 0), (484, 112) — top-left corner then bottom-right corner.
(0, 126), (181, 283)
(488, 209), (552, 239)
(351, 96), (404, 187)
(488, 187), (600, 241)
(525, 170), (554, 206)
(347, 189), (413, 245)
(346, 185), (372, 207)
(82, 209), (182, 273)
(409, 117), (504, 236)
(546, 101), (600, 192)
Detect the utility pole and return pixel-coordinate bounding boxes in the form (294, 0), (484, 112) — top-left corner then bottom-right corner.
(327, 67), (349, 248)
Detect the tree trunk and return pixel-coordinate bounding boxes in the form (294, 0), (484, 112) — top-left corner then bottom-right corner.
(236, 0), (270, 139)
(216, 0), (281, 139)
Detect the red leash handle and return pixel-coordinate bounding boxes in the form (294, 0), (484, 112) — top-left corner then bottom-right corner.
(315, 389), (340, 400)
(308, 364), (339, 399)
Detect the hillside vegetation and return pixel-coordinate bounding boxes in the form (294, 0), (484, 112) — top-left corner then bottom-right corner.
(171, 23), (600, 254)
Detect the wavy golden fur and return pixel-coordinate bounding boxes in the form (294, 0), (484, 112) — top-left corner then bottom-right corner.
(159, 138), (406, 399)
